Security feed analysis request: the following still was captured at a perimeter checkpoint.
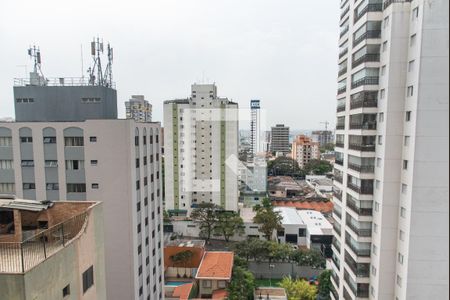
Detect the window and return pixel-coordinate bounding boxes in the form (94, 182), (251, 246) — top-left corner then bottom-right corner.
(400, 207), (406, 218)
(403, 160), (408, 170)
(407, 86), (414, 97)
(23, 183), (36, 190)
(398, 253), (404, 264)
(137, 202), (141, 212)
(375, 201), (380, 212)
(67, 184), (86, 193)
(412, 7), (419, 20)
(62, 284), (70, 297)
(372, 244), (378, 255)
(21, 160), (34, 167)
(90, 160), (98, 166)
(380, 65), (386, 76)
(298, 228), (306, 237)
(378, 113), (384, 122)
(380, 89), (385, 99)
(404, 136), (410, 146)
(89, 136), (97, 142)
(376, 158), (382, 167)
(408, 60), (415, 72)
(16, 97), (34, 103)
(397, 275), (402, 287)
(66, 160), (84, 170)
(371, 265), (377, 276)
(43, 136), (56, 144)
(0, 137), (12, 146)
(0, 160), (13, 169)
(406, 111), (412, 121)
(399, 230), (405, 241)
(81, 97), (101, 103)
(82, 266), (94, 293)
(91, 183), (99, 189)
(64, 137), (84, 147)
(46, 183), (59, 190)
(202, 280), (212, 288)
(410, 34), (417, 46)
(0, 183), (15, 193)
(136, 180), (140, 190)
(401, 183), (407, 194)
(378, 135), (383, 145)
(384, 16), (390, 28)
(45, 160), (58, 167)
(20, 137), (33, 143)
(218, 281), (227, 288)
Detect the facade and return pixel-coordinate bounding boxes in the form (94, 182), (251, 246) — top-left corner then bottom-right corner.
(0, 119), (165, 300)
(312, 130), (334, 147)
(332, 1), (449, 300)
(270, 124), (290, 154)
(13, 74), (117, 122)
(163, 84), (239, 216)
(250, 99), (261, 157)
(0, 199), (106, 300)
(126, 95), (153, 122)
(291, 135), (320, 168)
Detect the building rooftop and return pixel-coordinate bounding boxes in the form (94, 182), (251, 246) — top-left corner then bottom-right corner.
(171, 283), (193, 300)
(212, 289), (229, 299)
(195, 252), (234, 280)
(165, 239), (206, 248)
(272, 200), (333, 214)
(274, 207), (332, 235)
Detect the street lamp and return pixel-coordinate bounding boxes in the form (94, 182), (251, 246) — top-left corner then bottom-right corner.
(269, 264), (275, 287)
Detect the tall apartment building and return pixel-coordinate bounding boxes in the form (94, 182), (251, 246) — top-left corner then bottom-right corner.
(331, 1), (449, 300)
(291, 135), (320, 168)
(0, 199), (106, 300)
(126, 95), (153, 122)
(270, 124), (290, 154)
(250, 99), (261, 158)
(312, 130), (334, 147)
(164, 83), (239, 216)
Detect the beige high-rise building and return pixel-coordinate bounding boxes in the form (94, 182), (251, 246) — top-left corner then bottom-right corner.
(125, 95), (153, 122)
(291, 135), (320, 169)
(331, 0), (448, 299)
(0, 199), (106, 300)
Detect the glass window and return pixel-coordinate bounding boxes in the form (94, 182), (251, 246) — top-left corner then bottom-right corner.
(82, 266), (94, 293)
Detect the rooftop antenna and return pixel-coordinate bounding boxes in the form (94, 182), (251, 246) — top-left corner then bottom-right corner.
(80, 44), (84, 80)
(27, 45), (45, 78)
(88, 37), (104, 85)
(320, 121), (330, 131)
(103, 42), (114, 87)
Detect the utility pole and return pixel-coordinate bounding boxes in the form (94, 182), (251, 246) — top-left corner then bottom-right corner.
(320, 121), (330, 131)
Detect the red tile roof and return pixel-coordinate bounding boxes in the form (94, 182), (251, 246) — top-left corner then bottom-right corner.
(172, 283), (193, 300)
(212, 289), (229, 299)
(272, 200), (333, 213)
(195, 251), (234, 280)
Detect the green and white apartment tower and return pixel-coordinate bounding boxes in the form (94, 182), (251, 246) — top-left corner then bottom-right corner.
(163, 84), (239, 216)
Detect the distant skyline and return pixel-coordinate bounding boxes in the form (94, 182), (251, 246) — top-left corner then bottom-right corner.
(0, 0), (339, 129)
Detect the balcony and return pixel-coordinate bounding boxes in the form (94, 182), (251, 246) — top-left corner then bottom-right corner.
(347, 182), (373, 195)
(344, 270), (370, 298)
(351, 76), (379, 89)
(333, 189), (343, 200)
(347, 198), (373, 216)
(335, 158), (344, 166)
(333, 222), (342, 236)
(337, 86), (347, 95)
(335, 141), (344, 148)
(354, 3), (383, 23)
(334, 207), (342, 219)
(334, 174), (343, 184)
(332, 237), (341, 253)
(348, 163), (375, 173)
(338, 67), (348, 77)
(348, 142), (375, 152)
(383, 0), (412, 10)
(332, 254), (341, 270)
(340, 5), (350, 20)
(349, 121), (377, 130)
(339, 48), (348, 59)
(353, 30), (382, 46)
(337, 105), (346, 112)
(336, 124), (345, 131)
(352, 53), (380, 68)
(331, 284), (339, 299)
(345, 251), (370, 278)
(345, 233), (371, 257)
(346, 215), (372, 237)
(350, 92), (378, 109)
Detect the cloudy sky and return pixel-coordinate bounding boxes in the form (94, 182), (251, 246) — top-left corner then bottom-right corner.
(0, 0), (339, 130)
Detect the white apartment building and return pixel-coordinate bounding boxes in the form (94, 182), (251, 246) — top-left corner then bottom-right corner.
(332, 0), (448, 300)
(163, 84), (239, 216)
(250, 99), (261, 157)
(0, 119), (164, 300)
(125, 95), (153, 122)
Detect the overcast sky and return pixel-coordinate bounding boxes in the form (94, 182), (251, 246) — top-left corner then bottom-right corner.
(0, 0), (339, 130)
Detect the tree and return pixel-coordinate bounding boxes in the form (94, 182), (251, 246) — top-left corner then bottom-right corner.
(290, 249), (326, 269)
(317, 270), (332, 300)
(214, 210), (245, 242)
(253, 198), (283, 241)
(190, 202), (220, 244)
(267, 156), (302, 176)
(267, 241), (294, 262)
(279, 277), (317, 300)
(303, 159), (333, 175)
(227, 266), (256, 300)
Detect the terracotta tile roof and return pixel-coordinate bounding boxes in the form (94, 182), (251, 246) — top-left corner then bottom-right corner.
(212, 289), (229, 299)
(172, 283), (193, 300)
(272, 200), (333, 214)
(195, 251), (234, 280)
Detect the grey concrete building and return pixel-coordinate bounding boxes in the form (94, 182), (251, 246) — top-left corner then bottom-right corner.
(270, 124), (290, 154)
(126, 95), (153, 122)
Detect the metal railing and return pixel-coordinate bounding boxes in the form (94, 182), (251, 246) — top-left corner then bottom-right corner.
(347, 182), (373, 195)
(347, 199), (373, 216)
(335, 158), (344, 166)
(345, 251), (370, 277)
(353, 30), (382, 46)
(337, 86), (347, 95)
(337, 105), (346, 113)
(350, 93), (378, 109)
(13, 77), (116, 88)
(354, 3), (383, 23)
(352, 53), (380, 68)
(346, 215), (372, 237)
(333, 222), (342, 236)
(348, 143), (376, 152)
(0, 212), (87, 273)
(351, 76), (379, 89)
(335, 141), (345, 148)
(338, 67), (348, 77)
(348, 163), (375, 173)
(349, 121), (377, 130)
(345, 234), (371, 257)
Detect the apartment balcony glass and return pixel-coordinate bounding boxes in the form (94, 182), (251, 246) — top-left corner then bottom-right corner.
(333, 220), (342, 236)
(334, 203), (343, 219)
(335, 151), (345, 166)
(350, 91), (378, 109)
(335, 134), (345, 148)
(334, 169), (344, 183)
(354, 0), (383, 22)
(349, 113), (377, 130)
(343, 287), (353, 300)
(348, 155), (375, 173)
(339, 39), (349, 58)
(349, 135), (376, 151)
(337, 79), (347, 95)
(338, 60), (348, 77)
(333, 186), (343, 200)
(341, 5), (350, 20)
(347, 194), (373, 216)
(337, 98), (346, 112)
(332, 252), (341, 270)
(331, 282), (340, 299)
(347, 175), (374, 195)
(352, 45), (381, 68)
(351, 68), (379, 89)
(336, 116), (346, 131)
(340, 18), (350, 37)
(345, 251), (370, 277)
(332, 236), (342, 253)
(346, 214), (372, 237)
(345, 232), (371, 257)
(344, 269), (370, 297)
(353, 21), (382, 46)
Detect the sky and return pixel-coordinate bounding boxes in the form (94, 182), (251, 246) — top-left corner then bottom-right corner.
(0, 0), (339, 130)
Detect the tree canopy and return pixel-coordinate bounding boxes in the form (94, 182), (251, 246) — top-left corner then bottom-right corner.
(317, 270), (332, 300)
(253, 198), (283, 240)
(214, 210), (244, 242)
(190, 202), (221, 243)
(227, 266), (256, 300)
(279, 277), (317, 300)
(303, 159), (333, 175)
(267, 156), (303, 176)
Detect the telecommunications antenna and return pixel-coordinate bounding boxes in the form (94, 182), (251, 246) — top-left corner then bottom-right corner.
(27, 45), (45, 78)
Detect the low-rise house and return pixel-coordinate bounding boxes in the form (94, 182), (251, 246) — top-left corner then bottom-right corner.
(195, 251), (234, 299)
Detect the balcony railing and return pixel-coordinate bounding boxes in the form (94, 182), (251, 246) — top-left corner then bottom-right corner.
(341, 5), (350, 20)
(344, 271), (370, 297)
(383, 0), (412, 10)
(336, 124), (345, 131)
(340, 26), (350, 38)
(333, 222), (342, 236)
(346, 216), (372, 237)
(354, 3), (383, 23)
(339, 48), (348, 59)
(349, 121), (377, 130)
(337, 105), (346, 112)
(331, 283), (340, 299)
(347, 199), (373, 216)
(345, 251), (370, 277)
(351, 76), (379, 89)
(348, 163), (375, 173)
(332, 254), (341, 270)
(335, 141), (345, 148)
(345, 234), (371, 257)
(334, 208), (342, 219)
(352, 53), (380, 68)
(337, 86), (347, 95)
(333, 189), (343, 200)
(338, 67), (348, 77)
(353, 30), (382, 46)
(350, 94), (378, 109)
(335, 159), (344, 167)
(332, 238), (341, 253)
(347, 182), (373, 195)
(348, 142), (376, 152)
(0, 212), (87, 273)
